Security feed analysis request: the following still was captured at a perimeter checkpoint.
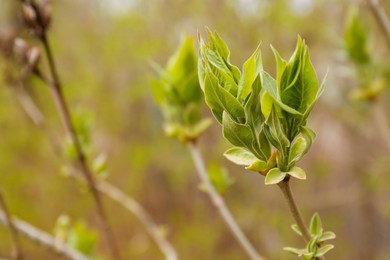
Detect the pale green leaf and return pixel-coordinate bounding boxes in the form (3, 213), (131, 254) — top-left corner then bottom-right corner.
(245, 160), (268, 172)
(288, 137), (307, 166)
(204, 72), (245, 122)
(237, 45), (262, 101)
(222, 112), (253, 149)
(265, 168), (286, 185)
(291, 224), (303, 236)
(264, 106), (290, 152)
(315, 244), (335, 257)
(287, 166), (306, 180)
(283, 247), (305, 256)
(223, 147), (258, 166)
(309, 212), (323, 236)
(319, 231), (336, 242)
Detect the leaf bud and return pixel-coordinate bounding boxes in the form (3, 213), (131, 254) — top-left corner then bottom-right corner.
(22, 3), (38, 28)
(27, 46), (41, 69)
(13, 38), (29, 63)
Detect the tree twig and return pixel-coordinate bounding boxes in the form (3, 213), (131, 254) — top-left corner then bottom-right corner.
(0, 211), (88, 260)
(10, 77), (178, 260)
(277, 179), (310, 242)
(38, 31), (120, 259)
(366, 0), (390, 47)
(372, 101), (390, 153)
(0, 191), (23, 260)
(187, 142), (264, 260)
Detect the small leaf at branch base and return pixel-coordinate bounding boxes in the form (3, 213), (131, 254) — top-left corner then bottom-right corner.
(319, 231), (336, 242)
(309, 212), (323, 236)
(287, 166), (306, 180)
(315, 244), (335, 257)
(265, 168), (286, 185)
(245, 160), (268, 173)
(291, 224), (303, 237)
(283, 247), (305, 256)
(223, 147), (258, 166)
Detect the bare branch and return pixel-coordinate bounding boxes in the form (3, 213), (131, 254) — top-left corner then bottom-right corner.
(0, 211), (87, 260)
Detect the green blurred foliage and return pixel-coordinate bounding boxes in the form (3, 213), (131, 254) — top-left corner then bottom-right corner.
(0, 0), (390, 259)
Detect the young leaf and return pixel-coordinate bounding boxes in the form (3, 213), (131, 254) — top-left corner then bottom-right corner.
(288, 137), (307, 166)
(222, 111), (253, 150)
(237, 45), (262, 102)
(344, 8), (370, 65)
(309, 212), (323, 236)
(319, 231), (336, 242)
(291, 224), (303, 237)
(207, 162), (234, 195)
(287, 166), (306, 180)
(264, 106), (290, 152)
(244, 75), (263, 130)
(280, 40), (319, 114)
(271, 45), (287, 87)
(315, 244), (335, 257)
(283, 247), (305, 256)
(261, 71), (302, 116)
(204, 72), (245, 122)
(265, 168), (286, 185)
(245, 160), (268, 173)
(223, 147), (258, 166)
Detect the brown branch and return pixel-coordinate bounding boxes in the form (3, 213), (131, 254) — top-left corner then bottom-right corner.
(37, 33), (120, 260)
(12, 75), (178, 260)
(367, 0), (390, 47)
(0, 191), (23, 260)
(0, 211), (87, 260)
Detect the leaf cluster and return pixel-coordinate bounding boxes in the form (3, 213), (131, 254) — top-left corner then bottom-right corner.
(199, 30), (324, 184)
(284, 213), (336, 259)
(152, 36), (212, 143)
(344, 7), (389, 101)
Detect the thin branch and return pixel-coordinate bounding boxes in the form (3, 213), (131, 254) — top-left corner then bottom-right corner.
(10, 78), (178, 260)
(0, 211), (88, 260)
(277, 179), (310, 242)
(187, 142), (264, 260)
(367, 0), (390, 47)
(0, 191), (23, 260)
(372, 102), (390, 153)
(38, 32), (120, 259)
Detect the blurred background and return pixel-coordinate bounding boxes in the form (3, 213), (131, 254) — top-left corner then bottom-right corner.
(1, 0), (390, 259)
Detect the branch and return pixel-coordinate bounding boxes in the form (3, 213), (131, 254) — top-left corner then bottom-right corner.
(10, 78), (178, 260)
(0, 211), (88, 260)
(0, 191), (23, 260)
(38, 31), (120, 259)
(367, 0), (390, 47)
(372, 102), (390, 153)
(187, 142), (264, 260)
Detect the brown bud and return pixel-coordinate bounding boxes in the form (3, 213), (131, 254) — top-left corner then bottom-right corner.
(27, 46), (41, 69)
(41, 2), (52, 29)
(13, 38), (29, 63)
(22, 3), (37, 27)
(0, 28), (17, 57)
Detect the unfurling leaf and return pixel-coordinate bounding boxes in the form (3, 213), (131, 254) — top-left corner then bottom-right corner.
(309, 212), (323, 236)
(265, 168), (286, 185)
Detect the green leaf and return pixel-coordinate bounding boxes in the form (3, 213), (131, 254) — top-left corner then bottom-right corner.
(222, 112), (253, 149)
(288, 137), (307, 166)
(245, 160), (268, 172)
(319, 231), (336, 242)
(344, 7), (370, 65)
(315, 244), (335, 257)
(280, 38), (319, 114)
(237, 45), (262, 102)
(223, 147), (258, 166)
(207, 162), (234, 195)
(191, 118), (213, 137)
(261, 71), (302, 116)
(204, 72), (245, 122)
(309, 212), (323, 236)
(245, 75), (263, 130)
(287, 166), (306, 180)
(265, 168), (286, 185)
(92, 153), (108, 179)
(67, 222), (98, 256)
(291, 224), (303, 237)
(264, 106), (290, 152)
(302, 252), (315, 260)
(283, 247), (305, 256)
(271, 45), (287, 87)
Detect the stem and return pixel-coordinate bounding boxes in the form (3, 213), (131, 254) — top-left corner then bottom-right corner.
(277, 178), (311, 242)
(372, 101), (390, 153)
(0, 191), (23, 260)
(39, 34), (120, 259)
(367, 0), (390, 48)
(187, 142), (264, 260)
(0, 211), (88, 260)
(10, 79), (178, 260)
